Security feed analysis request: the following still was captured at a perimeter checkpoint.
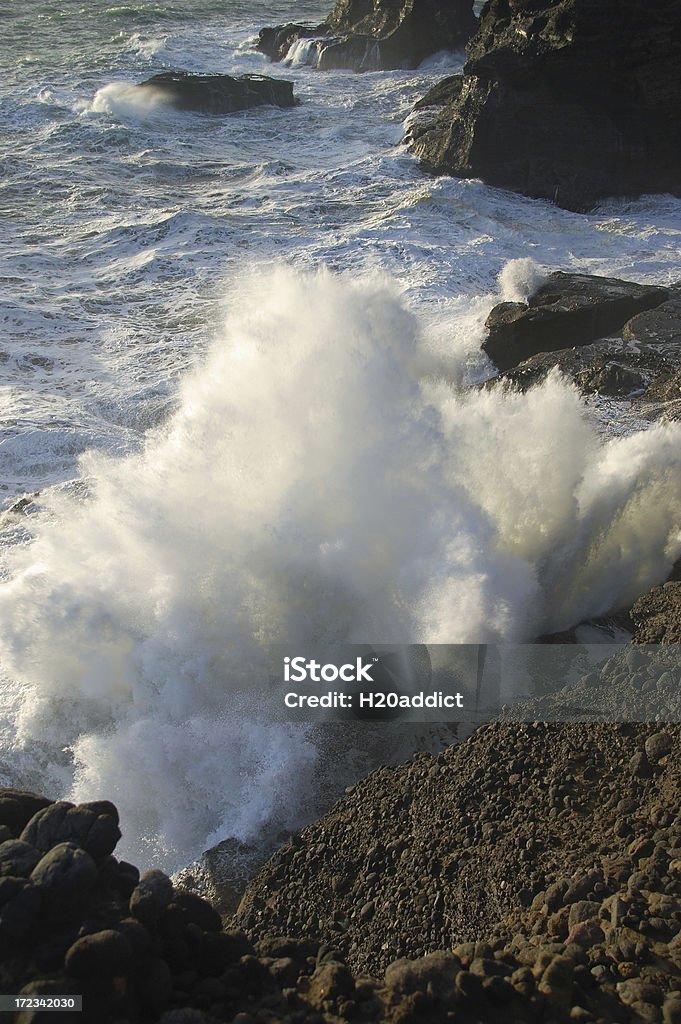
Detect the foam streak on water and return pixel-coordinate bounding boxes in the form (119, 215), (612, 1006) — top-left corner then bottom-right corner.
(2, 0), (681, 868)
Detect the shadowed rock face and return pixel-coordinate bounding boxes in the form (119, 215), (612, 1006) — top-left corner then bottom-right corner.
(408, 0), (681, 211)
(136, 72), (297, 113)
(257, 0), (477, 71)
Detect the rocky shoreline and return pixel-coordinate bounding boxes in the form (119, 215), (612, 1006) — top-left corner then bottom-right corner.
(7, 264), (681, 1023)
(2, 705), (680, 1023)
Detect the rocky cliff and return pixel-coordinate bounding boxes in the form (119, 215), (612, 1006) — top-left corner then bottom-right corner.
(258, 0), (477, 71)
(408, 0), (681, 211)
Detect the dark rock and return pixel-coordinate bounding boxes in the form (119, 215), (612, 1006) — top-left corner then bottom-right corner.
(201, 930), (254, 974)
(566, 919), (603, 949)
(0, 840), (41, 878)
(562, 871), (602, 905)
(136, 72), (297, 113)
(115, 917), (152, 960)
(409, 0), (681, 211)
(140, 956), (173, 1013)
(413, 74), (464, 112)
(588, 361), (645, 397)
(65, 929), (132, 977)
(383, 952), (459, 998)
(663, 995), (681, 1024)
(129, 869), (174, 926)
(307, 960), (355, 1005)
(257, 22), (325, 61)
(160, 890), (222, 934)
(0, 790), (52, 837)
(567, 901), (601, 927)
(30, 842), (97, 908)
(0, 877), (42, 939)
(159, 1011), (218, 1024)
(20, 801), (120, 861)
(482, 272), (669, 372)
(630, 751), (654, 780)
(623, 297), (681, 348)
(538, 955), (574, 1007)
(258, 0), (476, 72)
(317, 35), (382, 72)
(116, 859), (140, 894)
(645, 732), (673, 764)
(485, 337), (679, 407)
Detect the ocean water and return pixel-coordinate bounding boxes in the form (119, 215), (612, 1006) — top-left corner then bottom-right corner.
(2, 0), (681, 872)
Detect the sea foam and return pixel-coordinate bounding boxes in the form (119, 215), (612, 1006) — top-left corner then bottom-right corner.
(1, 266), (680, 869)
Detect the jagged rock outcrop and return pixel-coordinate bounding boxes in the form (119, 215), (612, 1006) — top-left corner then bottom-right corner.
(257, 0), (477, 71)
(136, 72), (297, 113)
(483, 272), (670, 372)
(408, 0), (681, 211)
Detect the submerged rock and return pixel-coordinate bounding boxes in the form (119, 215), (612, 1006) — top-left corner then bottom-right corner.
(258, 0), (477, 71)
(409, 0), (681, 211)
(136, 72), (297, 113)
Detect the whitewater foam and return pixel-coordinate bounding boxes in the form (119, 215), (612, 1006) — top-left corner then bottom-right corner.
(498, 257), (548, 303)
(89, 80), (177, 119)
(2, 267), (681, 869)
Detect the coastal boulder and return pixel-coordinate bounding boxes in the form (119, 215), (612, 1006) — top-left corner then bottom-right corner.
(136, 72), (297, 113)
(483, 272), (669, 372)
(408, 0), (681, 211)
(257, 0), (477, 71)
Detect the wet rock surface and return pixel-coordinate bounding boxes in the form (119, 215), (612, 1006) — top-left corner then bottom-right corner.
(479, 273), (681, 431)
(257, 0), (476, 71)
(136, 72), (298, 113)
(408, 0), (681, 211)
(482, 272), (670, 373)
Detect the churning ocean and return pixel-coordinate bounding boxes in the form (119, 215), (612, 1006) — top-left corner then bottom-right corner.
(2, 0), (681, 873)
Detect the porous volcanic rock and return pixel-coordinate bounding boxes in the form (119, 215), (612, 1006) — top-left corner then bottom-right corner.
(408, 0), (681, 211)
(257, 0), (477, 71)
(136, 72), (297, 113)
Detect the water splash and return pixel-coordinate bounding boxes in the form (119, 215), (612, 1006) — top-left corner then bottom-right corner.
(1, 266), (681, 868)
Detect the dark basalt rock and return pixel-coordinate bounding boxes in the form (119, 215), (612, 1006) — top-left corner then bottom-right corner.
(257, 0), (477, 72)
(0, 790), (52, 836)
(257, 22), (327, 62)
(483, 272), (670, 372)
(20, 800), (121, 862)
(409, 0), (681, 211)
(136, 72), (297, 114)
(623, 293), (681, 347)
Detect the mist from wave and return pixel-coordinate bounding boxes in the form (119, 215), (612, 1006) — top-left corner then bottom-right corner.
(2, 266), (681, 869)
